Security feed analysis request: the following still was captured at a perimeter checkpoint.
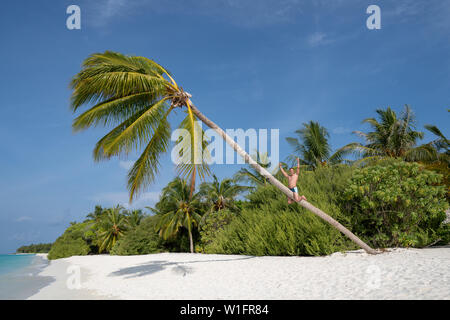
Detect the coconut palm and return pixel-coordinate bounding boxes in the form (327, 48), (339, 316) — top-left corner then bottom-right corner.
(70, 51), (377, 254)
(339, 105), (439, 163)
(125, 209), (145, 229)
(199, 175), (249, 222)
(422, 109), (450, 163)
(97, 205), (128, 253)
(286, 121), (347, 169)
(424, 125), (449, 156)
(70, 51), (209, 202)
(152, 178), (202, 253)
(86, 205), (104, 223)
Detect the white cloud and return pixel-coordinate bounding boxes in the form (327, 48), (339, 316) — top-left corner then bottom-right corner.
(307, 32), (333, 47)
(89, 0), (129, 27)
(119, 160), (135, 170)
(88, 0), (306, 28)
(16, 216), (32, 222)
(385, 0), (424, 18)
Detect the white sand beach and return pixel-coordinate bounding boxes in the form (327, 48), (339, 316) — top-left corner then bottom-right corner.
(28, 247), (450, 300)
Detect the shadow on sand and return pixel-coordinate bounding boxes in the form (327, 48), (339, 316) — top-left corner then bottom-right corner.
(108, 256), (255, 279)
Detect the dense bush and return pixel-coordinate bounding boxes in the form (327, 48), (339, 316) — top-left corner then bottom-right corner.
(47, 222), (95, 260)
(342, 160), (449, 248)
(204, 205), (355, 256)
(110, 216), (163, 255)
(16, 243), (53, 253)
(204, 166), (357, 256)
(198, 209), (235, 251)
(422, 161), (450, 201)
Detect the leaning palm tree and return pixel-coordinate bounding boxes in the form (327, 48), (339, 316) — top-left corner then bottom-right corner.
(286, 121), (347, 169)
(70, 51), (377, 254)
(153, 178), (203, 253)
(70, 51), (209, 201)
(97, 205), (128, 253)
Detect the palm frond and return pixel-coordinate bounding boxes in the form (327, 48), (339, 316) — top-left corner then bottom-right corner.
(100, 98), (169, 159)
(174, 111), (211, 181)
(72, 92), (157, 131)
(127, 114), (171, 201)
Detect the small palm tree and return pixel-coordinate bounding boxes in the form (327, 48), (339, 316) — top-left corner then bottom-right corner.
(286, 121), (346, 169)
(199, 175), (249, 222)
(70, 51), (376, 254)
(97, 205), (128, 253)
(153, 178), (203, 253)
(125, 209), (145, 229)
(86, 205), (104, 223)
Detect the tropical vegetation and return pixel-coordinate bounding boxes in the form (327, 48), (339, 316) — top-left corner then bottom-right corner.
(18, 50), (448, 258)
(150, 178), (203, 253)
(68, 51), (377, 254)
(342, 160), (448, 248)
(19, 104), (449, 259)
(285, 121), (348, 169)
(340, 105), (449, 164)
(16, 243), (52, 254)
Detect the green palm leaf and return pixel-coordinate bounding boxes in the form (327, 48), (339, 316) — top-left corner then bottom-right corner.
(70, 51), (210, 203)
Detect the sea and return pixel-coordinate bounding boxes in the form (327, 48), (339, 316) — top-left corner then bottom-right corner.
(0, 254), (52, 299)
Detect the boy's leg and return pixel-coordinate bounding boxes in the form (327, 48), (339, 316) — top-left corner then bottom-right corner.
(294, 193), (307, 202)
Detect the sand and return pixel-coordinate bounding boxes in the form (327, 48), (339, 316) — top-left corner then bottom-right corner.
(28, 247), (450, 300)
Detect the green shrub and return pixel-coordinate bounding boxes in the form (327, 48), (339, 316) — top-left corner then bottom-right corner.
(204, 205), (355, 256)
(110, 216), (163, 255)
(198, 209), (235, 251)
(47, 222), (93, 260)
(246, 165), (354, 211)
(422, 161), (450, 201)
(205, 166), (358, 256)
(342, 160), (449, 248)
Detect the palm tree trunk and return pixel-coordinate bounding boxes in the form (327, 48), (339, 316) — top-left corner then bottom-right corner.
(188, 226), (194, 253)
(189, 103), (378, 255)
(189, 166), (196, 200)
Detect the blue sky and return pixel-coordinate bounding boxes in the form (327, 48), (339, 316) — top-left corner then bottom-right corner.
(0, 0), (449, 253)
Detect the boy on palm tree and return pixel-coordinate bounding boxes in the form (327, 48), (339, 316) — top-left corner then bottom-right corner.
(279, 157), (307, 204)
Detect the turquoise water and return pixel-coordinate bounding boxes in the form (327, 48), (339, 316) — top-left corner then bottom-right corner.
(0, 254), (52, 299)
(0, 254), (37, 275)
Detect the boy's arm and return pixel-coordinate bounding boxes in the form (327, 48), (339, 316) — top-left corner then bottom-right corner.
(296, 158), (300, 175)
(279, 163), (288, 177)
